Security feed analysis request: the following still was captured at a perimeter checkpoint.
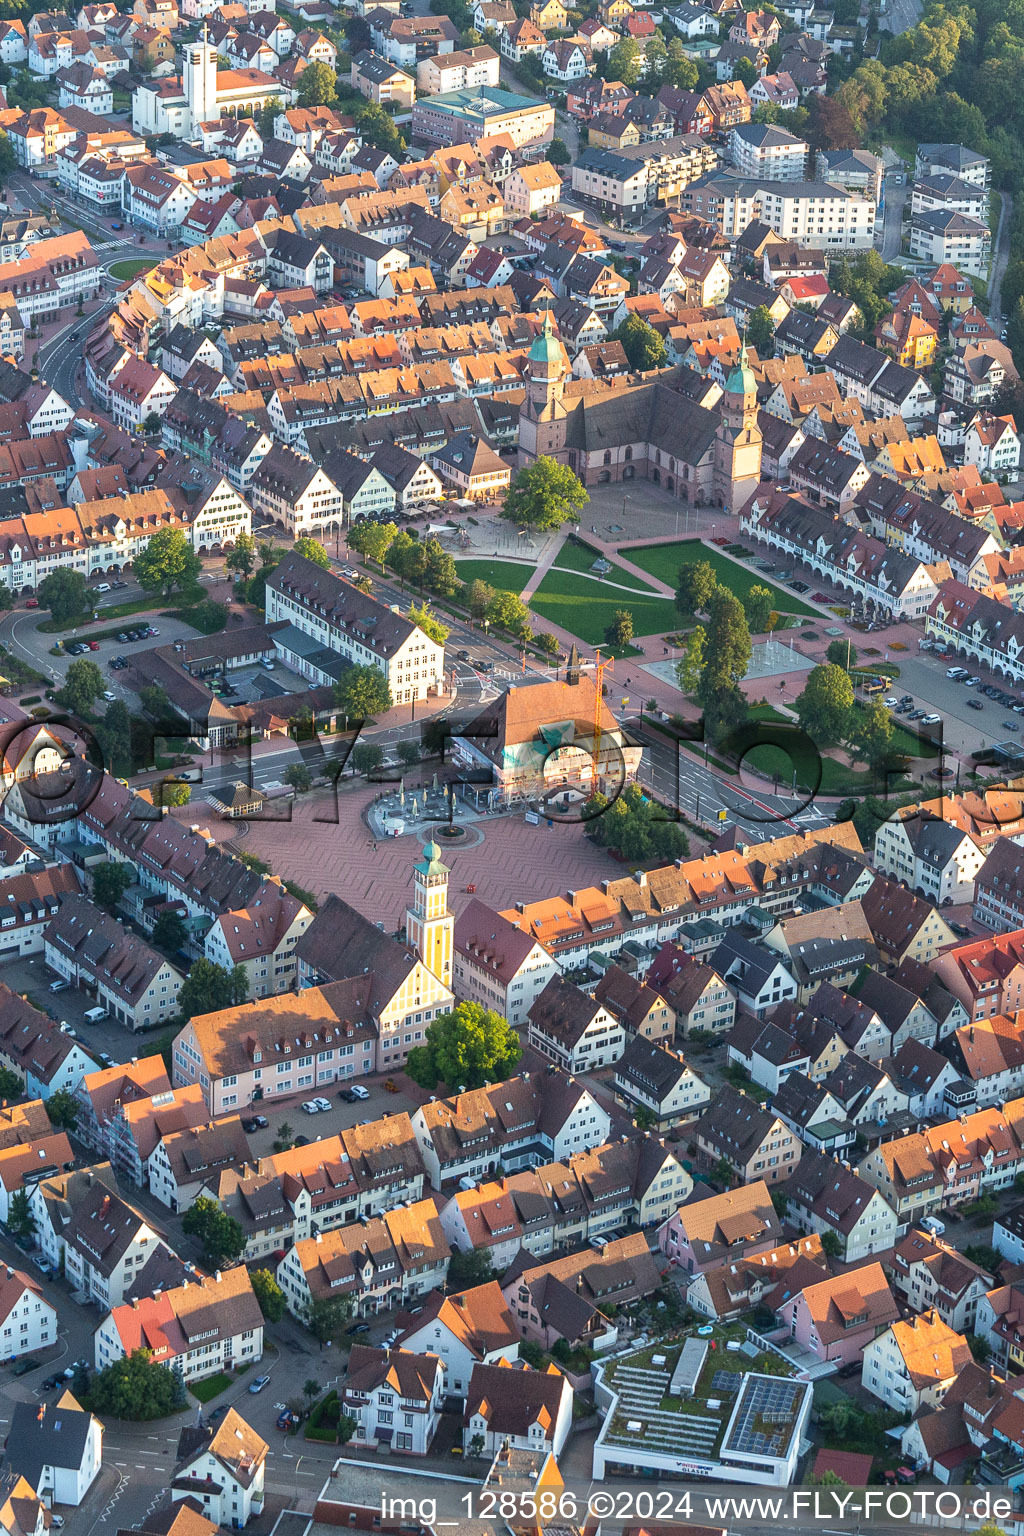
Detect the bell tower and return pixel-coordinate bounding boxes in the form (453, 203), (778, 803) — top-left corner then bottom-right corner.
(184, 22), (217, 137)
(518, 310), (570, 466)
(405, 839), (453, 987)
(713, 340), (763, 512)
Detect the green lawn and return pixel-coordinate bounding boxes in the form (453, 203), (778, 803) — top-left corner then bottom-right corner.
(453, 558), (532, 594)
(108, 258), (157, 282)
(622, 540), (819, 617)
(531, 566), (679, 644)
(550, 539), (659, 593)
(190, 1372), (232, 1403)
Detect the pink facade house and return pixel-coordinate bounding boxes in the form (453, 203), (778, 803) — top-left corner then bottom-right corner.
(658, 1180), (782, 1276)
(774, 1261), (899, 1366)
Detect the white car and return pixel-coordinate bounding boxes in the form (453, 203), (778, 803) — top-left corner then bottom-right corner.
(313, 1096), (332, 1112)
(102, 691), (116, 702)
(301, 1100), (321, 1115)
(348, 1084), (370, 1100)
(921, 713), (942, 726)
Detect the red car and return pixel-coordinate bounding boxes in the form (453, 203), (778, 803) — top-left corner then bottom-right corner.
(88, 640), (100, 651)
(24, 598), (38, 608)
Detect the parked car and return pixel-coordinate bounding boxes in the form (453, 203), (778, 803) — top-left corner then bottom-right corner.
(967, 698), (984, 710)
(348, 1084), (370, 1100)
(12, 1358), (40, 1376)
(88, 640), (100, 651)
(25, 598), (37, 608)
(277, 1410), (300, 1431)
(346, 1322), (370, 1336)
(301, 1100), (322, 1115)
(241, 1114), (268, 1131)
(312, 1096), (332, 1112)
(249, 1374), (272, 1394)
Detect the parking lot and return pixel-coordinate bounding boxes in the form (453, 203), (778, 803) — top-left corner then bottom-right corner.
(234, 1076), (427, 1163)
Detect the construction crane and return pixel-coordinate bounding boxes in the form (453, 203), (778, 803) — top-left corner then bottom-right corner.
(582, 646), (615, 788)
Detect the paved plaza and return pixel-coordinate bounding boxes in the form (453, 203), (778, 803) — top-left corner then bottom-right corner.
(219, 783), (621, 922)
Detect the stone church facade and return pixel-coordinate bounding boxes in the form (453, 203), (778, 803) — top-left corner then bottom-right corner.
(518, 314), (763, 513)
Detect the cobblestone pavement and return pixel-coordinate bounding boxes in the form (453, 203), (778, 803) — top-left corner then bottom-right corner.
(234, 782), (621, 920)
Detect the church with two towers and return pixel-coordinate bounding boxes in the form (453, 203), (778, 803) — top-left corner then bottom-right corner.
(517, 313), (763, 513)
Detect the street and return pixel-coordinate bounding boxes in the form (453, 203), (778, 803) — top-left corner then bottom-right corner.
(637, 725), (834, 839)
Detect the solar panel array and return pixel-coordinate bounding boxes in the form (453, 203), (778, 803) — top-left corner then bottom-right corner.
(727, 1379), (804, 1459)
(710, 1371), (741, 1395)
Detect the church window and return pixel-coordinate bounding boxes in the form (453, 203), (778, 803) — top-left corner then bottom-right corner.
(624, 446), (632, 462)
(603, 450), (611, 466)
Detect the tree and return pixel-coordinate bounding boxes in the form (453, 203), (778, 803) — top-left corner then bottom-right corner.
(819, 1229), (843, 1257)
(39, 569), (89, 624)
(387, 531), (426, 589)
(89, 1350), (186, 1420)
(47, 1089), (79, 1131)
(308, 1295), (353, 1347)
(585, 782), (688, 862)
(0, 131), (14, 179)
(712, 1156), (734, 1188)
(675, 560), (718, 616)
(351, 742), (384, 776)
(6, 1187), (34, 1240)
(226, 531), (258, 580)
(407, 601), (451, 645)
(182, 1195), (246, 1267)
(293, 537), (330, 568)
(847, 697), (896, 770)
(486, 588), (532, 639)
(465, 578), (493, 620)
(704, 681), (749, 748)
(251, 1268), (286, 1322)
(613, 313), (667, 372)
(58, 657), (104, 716)
(747, 303), (775, 354)
(284, 763), (313, 793)
(154, 778), (191, 809)
(733, 54), (757, 87)
(348, 520), (397, 569)
(696, 588), (751, 708)
(303, 1377), (320, 1410)
(826, 638), (855, 670)
(396, 739), (421, 767)
(298, 60), (338, 106)
(607, 608), (634, 647)
(502, 456), (588, 531)
(0, 582), (13, 613)
(423, 538), (459, 598)
(338, 1414), (358, 1445)
(404, 1000), (522, 1091)
(795, 663), (855, 748)
(743, 584), (774, 634)
(445, 1246), (497, 1291)
(92, 860), (133, 914)
(675, 627), (706, 695)
(606, 36), (640, 84)
(97, 699), (131, 770)
(139, 684), (172, 722)
(335, 664), (392, 718)
(0, 1065), (22, 1100)
(663, 37), (698, 88)
(546, 136), (570, 164)
(152, 909), (187, 954)
(178, 958), (248, 1018)
(134, 528), (202, 598)
(355, 100), (405, 157)
(805, 92), (859, 150)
